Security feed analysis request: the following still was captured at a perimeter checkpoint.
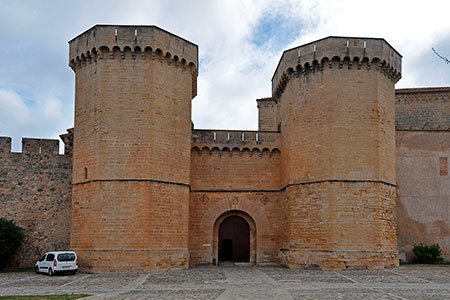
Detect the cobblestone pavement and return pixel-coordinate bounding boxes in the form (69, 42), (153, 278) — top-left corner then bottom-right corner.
(1, 265), (449, 299)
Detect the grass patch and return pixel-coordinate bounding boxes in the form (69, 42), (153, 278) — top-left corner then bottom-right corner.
(0, 295), (90, 300)
(0, 268), (34, 273)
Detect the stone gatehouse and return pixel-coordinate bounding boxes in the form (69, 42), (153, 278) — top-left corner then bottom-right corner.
(1, 25), (449, 271)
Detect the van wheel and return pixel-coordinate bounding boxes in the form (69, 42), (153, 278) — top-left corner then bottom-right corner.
(35, 266), (39, 274)
(70, 270), (77, 275)
(48, 268), (54, 276)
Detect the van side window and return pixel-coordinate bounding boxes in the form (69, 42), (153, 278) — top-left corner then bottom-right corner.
(46, 254), (55, 261)
(39, 255), (46, 262)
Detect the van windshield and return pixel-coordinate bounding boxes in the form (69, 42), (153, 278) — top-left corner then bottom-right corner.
(57, 253), (76, 261)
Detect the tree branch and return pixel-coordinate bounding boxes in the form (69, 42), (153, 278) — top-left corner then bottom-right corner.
(432, 48), (450, 64)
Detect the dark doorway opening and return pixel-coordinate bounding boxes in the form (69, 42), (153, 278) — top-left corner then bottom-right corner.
(218, 216), (250, 262)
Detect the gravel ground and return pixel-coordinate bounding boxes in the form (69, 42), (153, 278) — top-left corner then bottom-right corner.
(1, 264), (449, 299)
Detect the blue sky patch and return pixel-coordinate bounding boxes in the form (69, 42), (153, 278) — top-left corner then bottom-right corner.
(251, 13), (304, 51)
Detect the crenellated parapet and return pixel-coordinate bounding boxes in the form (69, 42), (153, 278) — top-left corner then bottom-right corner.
(0, 137), (12, 154)
(59, 128), (74, 156)
(22, 138), (59, 154)
(0, 136), (70, 156)
(69, 25), (198, 98)
(272, 37), (402, 99)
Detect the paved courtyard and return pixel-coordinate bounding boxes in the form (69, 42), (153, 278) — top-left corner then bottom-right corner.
(1, 265), (450, 299)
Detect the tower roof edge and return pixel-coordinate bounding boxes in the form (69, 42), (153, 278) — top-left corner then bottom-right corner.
(271, 36), (402, 97)
(68, 25), (198, 68)
(68, 24), (198, 47)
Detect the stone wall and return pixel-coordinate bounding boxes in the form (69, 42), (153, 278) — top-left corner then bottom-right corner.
(283, 182), (398, 269)
(189, 190), (286, 265)
(395, 88), (450, 262)
(395, 87), (450, 130)
(190, 147), (281, 192)
(396, 130), (450, 262)
(189, 133), (286, 265)
(0, 136), (72, 268)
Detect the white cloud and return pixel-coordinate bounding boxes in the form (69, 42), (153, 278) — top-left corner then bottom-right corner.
(0, 88), (72, 152)
(0, 0), (449, 144)
(0, 89), (30, 123)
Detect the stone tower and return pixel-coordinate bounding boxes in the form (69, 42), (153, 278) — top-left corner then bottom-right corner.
(69, 25), (198, 271)
(273, 37), (402, 269)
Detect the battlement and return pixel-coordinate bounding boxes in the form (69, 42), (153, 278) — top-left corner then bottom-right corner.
(69, 25), (198, 99)
(192, 129), (280, 152)
(59, 128), (74, 156)
(272, 36), (402, 98)
(256, 97), (277, 107)
(22, 138), (59, 154)
(0, 137), (12, 154)
(0, 136), (70, 155)
(69, 25), (198, 70)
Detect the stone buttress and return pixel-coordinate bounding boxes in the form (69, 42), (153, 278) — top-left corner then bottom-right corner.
(69, 25), (198, 272)
(274, 37), (402, 269)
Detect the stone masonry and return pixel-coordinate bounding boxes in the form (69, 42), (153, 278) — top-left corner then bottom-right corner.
(0, 26), (449, 271)
(0, 131), (72, 268)
(69, 25), (197, 272)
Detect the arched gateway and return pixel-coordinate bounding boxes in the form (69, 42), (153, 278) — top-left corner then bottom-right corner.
(213, 210), (256, 264)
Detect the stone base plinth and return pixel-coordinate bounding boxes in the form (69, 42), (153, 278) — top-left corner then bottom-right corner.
(279, 249), (398, 270)
(74, 248), (189, 272)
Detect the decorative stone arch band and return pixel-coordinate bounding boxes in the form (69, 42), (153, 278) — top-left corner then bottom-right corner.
(69, 45), (197, 73)
(200, 198), (271, 264)
(192, 146), (281, 157)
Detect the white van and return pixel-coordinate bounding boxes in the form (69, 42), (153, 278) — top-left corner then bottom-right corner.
(35, 251), (78, 275)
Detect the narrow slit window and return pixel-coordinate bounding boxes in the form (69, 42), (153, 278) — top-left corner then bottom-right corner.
(256, 133), (259, 142)
(213, 132), (216, 141)
(84, 167), (88, 179)
(227, 132), (230, 141)
(242, 133), (245, 141)
(39, 146), (42, 154)
(440, 157), (448, 176)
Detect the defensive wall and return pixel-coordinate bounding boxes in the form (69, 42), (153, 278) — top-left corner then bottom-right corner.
(0, 130), (73, 268)
(395, 87), (450, 261)
(0, 89), (449, 268)
(190, 129), (285, 265)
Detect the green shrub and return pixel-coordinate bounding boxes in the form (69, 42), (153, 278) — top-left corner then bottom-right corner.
(0, 218), (24, 268)
(413, 243), (444, 264)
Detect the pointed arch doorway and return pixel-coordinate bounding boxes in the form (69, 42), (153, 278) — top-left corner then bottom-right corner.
(213, 210), (256, 264)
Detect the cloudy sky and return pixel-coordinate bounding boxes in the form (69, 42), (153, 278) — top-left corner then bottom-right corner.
(1, 0), (450, 152)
